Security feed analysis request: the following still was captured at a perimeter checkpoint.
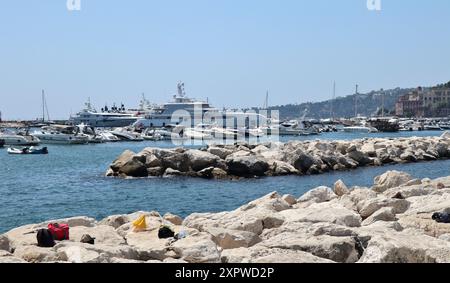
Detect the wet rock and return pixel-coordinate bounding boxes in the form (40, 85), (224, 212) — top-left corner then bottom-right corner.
(119, 159), (148, 178)
(110, 150), (135, 172)
(207, 147), (233, 159)
(226, 156), (269, 177)
(186, 150), (221, 171)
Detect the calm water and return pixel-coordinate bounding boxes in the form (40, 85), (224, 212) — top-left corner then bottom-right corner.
(0, 130), (448, 233)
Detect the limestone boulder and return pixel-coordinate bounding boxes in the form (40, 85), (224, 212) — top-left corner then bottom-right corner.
(206, 227), (260, 249)
(373, 171), (413, 193)
(221, 246), (335, 263)
(333, 180), (350, 196)
(13, 245), (59, 263)
(358, 197), (410, 219)
(278, 202), (362, 228)
(358, 232), (450, 263)
(163, 213), (183, 226)
(297, 186), (337, 205)
(169, 232), (221, 263)
(361, 207), (397, 226)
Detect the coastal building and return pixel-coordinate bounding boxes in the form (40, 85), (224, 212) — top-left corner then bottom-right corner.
(395, 86), (450, 117)
(395, 88), (424, 117)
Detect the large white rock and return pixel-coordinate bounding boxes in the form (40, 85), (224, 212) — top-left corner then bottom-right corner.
(169, 232), (221, 263)
(333, 180), (350, 196)
(54, 242), (139, 263)
(221, 246), (335, 263)
(297, 186), (337, 204)
(373, 171), (413, 193)
(183, 192), (290, 235)
(358, 196), (410, 219)
(256, 232), (359, 263)
(278, 202), (362, 228)
(205, 227), (260, 249)
(358, 232), (450, 263)
(361, 207), (397, 226)
(69, 225), (127, 246)
(13, 245), (59, 263)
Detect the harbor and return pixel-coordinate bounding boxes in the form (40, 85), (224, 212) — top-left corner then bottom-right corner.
(2, 0), (450, 267)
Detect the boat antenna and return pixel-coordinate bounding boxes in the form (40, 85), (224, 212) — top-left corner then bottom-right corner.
(263, 90), (269, 109)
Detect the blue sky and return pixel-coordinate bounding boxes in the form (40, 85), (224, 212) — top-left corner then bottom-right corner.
(1, 0), (450, 119)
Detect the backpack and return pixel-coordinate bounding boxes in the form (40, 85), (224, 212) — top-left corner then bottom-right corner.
(158, 225), (175, 239)
(432, 212), (450, 223)
(48, 223), (70, 241)
(37, 229), (56, 247)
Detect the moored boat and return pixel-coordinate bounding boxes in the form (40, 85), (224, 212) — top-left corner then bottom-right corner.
(7, 146), (48, 155)
(31, 125), (89, 144)
(0, 129), (41, 146)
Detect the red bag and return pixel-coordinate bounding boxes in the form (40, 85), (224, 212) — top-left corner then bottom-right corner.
(48, 223), (70, 241)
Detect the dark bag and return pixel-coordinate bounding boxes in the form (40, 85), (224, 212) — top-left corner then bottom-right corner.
(432, 212), (450, 223)
(37, 229), (55, 247)
(158, 225), (175, 239)
(80, 234), (95, 245)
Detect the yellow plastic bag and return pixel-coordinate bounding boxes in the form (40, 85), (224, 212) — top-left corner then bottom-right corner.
(132, 215), (147, 232)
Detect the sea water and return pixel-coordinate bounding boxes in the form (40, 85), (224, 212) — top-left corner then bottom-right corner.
(0, 130), (449, 233)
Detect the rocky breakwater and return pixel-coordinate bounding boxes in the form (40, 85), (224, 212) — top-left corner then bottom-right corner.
(106, 133), (450, 179)
(3, 170), (450, 263)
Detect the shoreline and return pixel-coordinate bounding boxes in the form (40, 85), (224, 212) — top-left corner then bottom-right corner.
(106, 132), (450, 179)
(2, 170), (450, 263)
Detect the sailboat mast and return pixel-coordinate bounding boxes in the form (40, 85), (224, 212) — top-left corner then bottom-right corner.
(42, 90), (45, 122)
(330, 81), (336, 119)
(354, 84), (359, 118)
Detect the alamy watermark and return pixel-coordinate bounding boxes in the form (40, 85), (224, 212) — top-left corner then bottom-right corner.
(67, 0), (81, 11)
(367, 0), (382, 11)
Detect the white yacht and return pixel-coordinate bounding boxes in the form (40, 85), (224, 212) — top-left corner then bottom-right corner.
(0, 129), (41, 146)
(111, 127), (144, 141)
(97, 130), (121, 142)
(32, 125), (90, 144)
(133, 82), (270, 130)
(343, 126), (378, 133)
(70, 100), (138, 128)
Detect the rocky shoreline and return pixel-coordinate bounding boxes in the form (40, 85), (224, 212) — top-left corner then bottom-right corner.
(2, 170), (450, 263)
(106, 133), (450, 179)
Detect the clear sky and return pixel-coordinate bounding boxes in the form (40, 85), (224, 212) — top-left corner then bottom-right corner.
(1, 0), (449, 120)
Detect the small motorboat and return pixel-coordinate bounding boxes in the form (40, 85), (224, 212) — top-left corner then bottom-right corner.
(7, 146), (48, 155)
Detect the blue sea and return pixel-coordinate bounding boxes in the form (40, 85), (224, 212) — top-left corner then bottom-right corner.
(0, 130), (449, 233)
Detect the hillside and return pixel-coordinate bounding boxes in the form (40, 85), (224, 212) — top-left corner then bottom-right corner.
(255, 87), (414, 120)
